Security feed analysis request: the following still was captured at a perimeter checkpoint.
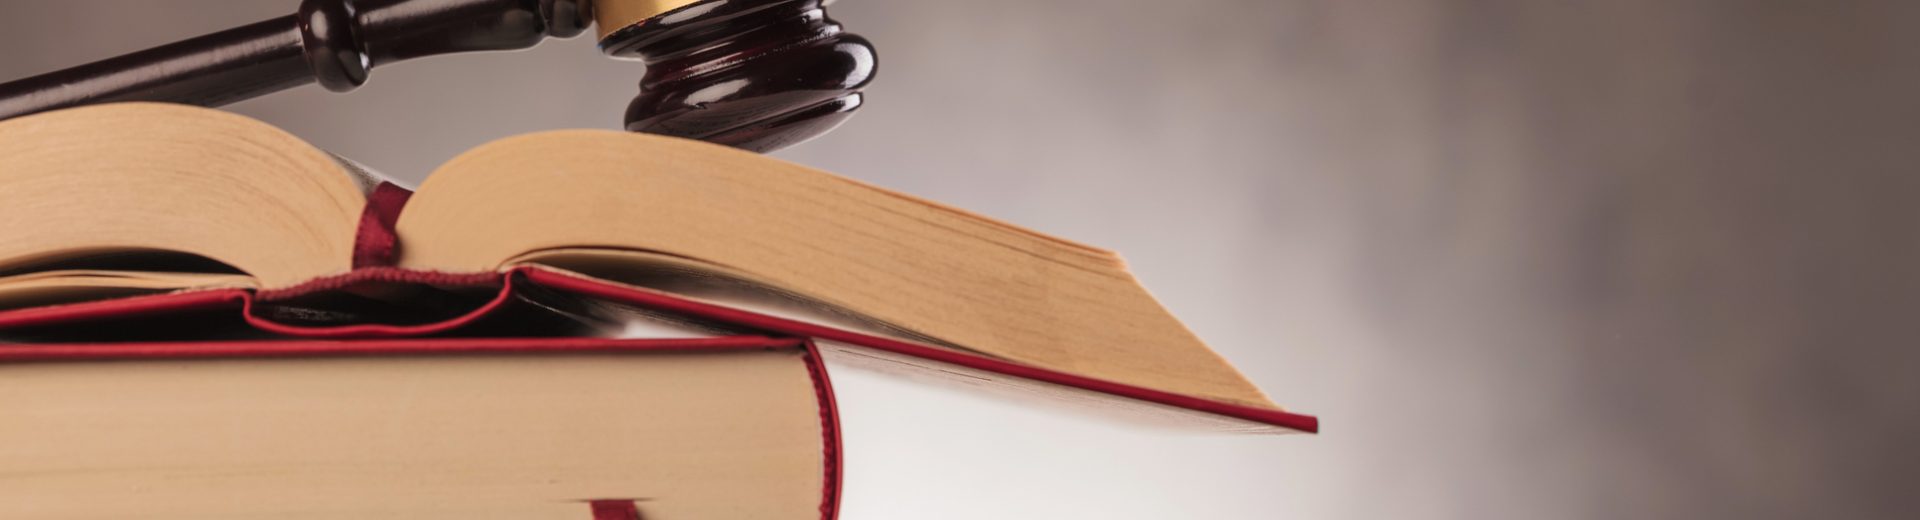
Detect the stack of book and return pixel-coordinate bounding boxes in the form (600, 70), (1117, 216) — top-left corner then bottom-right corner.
(0, 103), (1316, 519)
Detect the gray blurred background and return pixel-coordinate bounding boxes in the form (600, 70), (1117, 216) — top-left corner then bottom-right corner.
(4, 1), (1916, 518)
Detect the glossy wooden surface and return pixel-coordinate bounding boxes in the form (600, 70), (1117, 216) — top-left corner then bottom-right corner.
(0, 0), (872, 152)
(0, 17), (310, 118)
(602, 0), (875, 152)
(0, 1), (588, 118)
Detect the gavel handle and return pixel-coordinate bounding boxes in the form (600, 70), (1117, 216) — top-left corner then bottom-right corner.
(0, 0), (586, 122)
(0, 18), (309, 120)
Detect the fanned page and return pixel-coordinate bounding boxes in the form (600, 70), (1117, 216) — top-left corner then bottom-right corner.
(512, 266), (1318, 433)
(0, 103), (365, 289)
(394, 131), (1278, 411)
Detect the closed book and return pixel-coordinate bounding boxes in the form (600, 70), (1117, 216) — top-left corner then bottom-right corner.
(0, 336), (841, 520)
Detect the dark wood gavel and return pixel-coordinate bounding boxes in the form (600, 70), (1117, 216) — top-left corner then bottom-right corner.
(0, 0), (875, 153)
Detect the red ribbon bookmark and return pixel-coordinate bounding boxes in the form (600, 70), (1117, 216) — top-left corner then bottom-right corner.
(589, 499), (643, 520)
(351, 182), (414, 269)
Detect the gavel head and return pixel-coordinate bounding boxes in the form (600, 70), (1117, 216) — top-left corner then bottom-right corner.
(591, 0), (876, 153)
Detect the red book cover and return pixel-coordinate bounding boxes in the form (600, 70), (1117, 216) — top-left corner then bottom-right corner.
(0, 264), (1318, 434)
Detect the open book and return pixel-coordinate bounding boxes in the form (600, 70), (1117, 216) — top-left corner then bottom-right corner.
(0, 103), (1315, 432)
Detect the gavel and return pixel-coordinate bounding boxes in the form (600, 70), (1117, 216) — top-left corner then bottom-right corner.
(0, 0), (875, 153)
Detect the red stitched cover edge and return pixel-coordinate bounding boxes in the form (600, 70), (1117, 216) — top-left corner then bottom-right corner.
(0, 267), (1319, 433)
